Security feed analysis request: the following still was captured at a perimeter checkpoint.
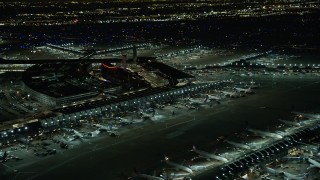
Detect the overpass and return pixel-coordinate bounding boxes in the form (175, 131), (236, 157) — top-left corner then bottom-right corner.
(46, 43), (83, 55)
(0, 58), (123, 64)
(47, 43), (150, 59)
(0, 57), (157, 65)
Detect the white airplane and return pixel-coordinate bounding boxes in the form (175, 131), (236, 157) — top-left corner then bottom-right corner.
(61, 128), (83, 138)
(191, 146), (228, 163)
(282, 171), (307, 180)
(138, 174), (164, 180)
(87, 130), (100, 137)
(160, 170), (190, 180)
(163, 156), (193, 174)
(140, 112), (155, 119)
(278, 119), (301, 127)
(0, 151), (8, 162)
(73, 129), (85, 138)
(247, 128), (283, 139)
(308, 158), (320, 169)
(225, 140), (251, 150)
(206, 94), (221, 101)
(32, 73), (64, 80)
(123, 117), (144, 123)
(73, 129), (99, 139)
(61, 127), (73, 132)
(188, 98), (205, 105)
(265, 167), (306, 180)
(218, 90), (239, 98)
(246, 80), (260, 88)
(234, 87), (253, 94)
(300, 119), (320, 125)
(248, 84), (260, 89)
(265, 167), (281, 176)
(93, 123), (119, 130)
(292, 111), (320, 119)
(93, 124), (120, 136)
(62, 128), (99, 139)
(189, 164), (208, 171)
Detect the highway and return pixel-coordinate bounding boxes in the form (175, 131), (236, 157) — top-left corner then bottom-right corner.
(0, 58), (126, 64)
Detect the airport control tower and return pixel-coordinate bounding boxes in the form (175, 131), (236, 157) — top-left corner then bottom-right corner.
(121, 54), (127, 69)
(133, 44), (137, 63)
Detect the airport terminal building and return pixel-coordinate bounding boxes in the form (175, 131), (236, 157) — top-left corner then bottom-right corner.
(22, 82), (98, 106)
(21, 63), (118, 106)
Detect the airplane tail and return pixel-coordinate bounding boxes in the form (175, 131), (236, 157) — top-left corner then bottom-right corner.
(163, 155), (169, 161)
(289, 172), (309, 178)
(307, 164), (316, 170)
(1, 151), (7, 159)
(299, 172), (309, 178)
(0, 151), (7, 162)
(204, 96), (208, 103)
(302, 172), (309, 179)
(133, 167), (139, 174)
(128, 167), (139, 178)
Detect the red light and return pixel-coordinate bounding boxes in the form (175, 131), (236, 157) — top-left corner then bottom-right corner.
(102, 63), (118, 72)
(102, 63), (117, 69)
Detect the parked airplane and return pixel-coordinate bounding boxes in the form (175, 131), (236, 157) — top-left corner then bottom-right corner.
(206, 94), (221, 101)
(191, 146), (228, 162)
(95, 124), (120, 136)
(31, 73), (64, 81)
(188, 98), (205, 105)
(138, 174), (164, 180)
(62, 128), (99, 139)
(234, 87), (254, 94)
(225, 140), (251, 150)
(308, 158), (320, 169)
(73, 129), (85, 138)
(278, 119), (301, 127)
(282, 171), (307, 180)
(129, 167), (164, 180)
(141, 112), (155, 120)
(265, 167), (281, 176)
(87, 130), (100, 137)
(247, 81), (260, 89)
(0, 151), (8, 162)
(119, 117), (143, 124)
(93, 123), (119, 131)
(218, 90), (239, 98)
(247, 128), (283, 139)
(265, 167), (307, 180)
(163, 156), (193, 174)
(160, 170), (190, 180)
(292, 112), (320, 119)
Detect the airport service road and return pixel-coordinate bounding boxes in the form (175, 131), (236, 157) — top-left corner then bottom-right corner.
(3, 77), (320, 180)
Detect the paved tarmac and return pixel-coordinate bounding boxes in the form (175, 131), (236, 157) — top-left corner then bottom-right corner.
(1, 76), (320, 180)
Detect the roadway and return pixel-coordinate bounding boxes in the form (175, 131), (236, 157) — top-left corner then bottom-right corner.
(0, 58), (126, 64)
(0, 56), (157, 64)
